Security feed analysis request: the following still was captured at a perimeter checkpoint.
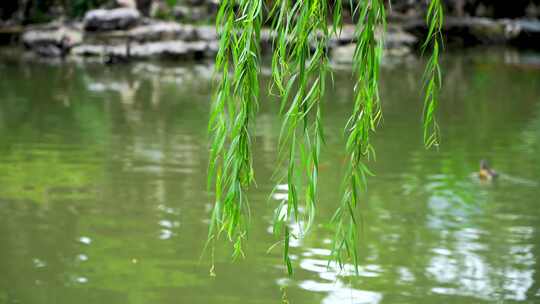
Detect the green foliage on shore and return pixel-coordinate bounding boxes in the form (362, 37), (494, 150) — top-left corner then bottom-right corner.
(69, 0), (109, 17)
(5, 0), (109, 23)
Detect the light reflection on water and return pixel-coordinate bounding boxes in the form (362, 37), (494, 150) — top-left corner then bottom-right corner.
(0, 49), (539, 303)
(270, 179), (385, 303)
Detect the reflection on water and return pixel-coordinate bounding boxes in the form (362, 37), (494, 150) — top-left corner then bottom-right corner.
(297, 250), (383, 304)
(1, 49), (540, 303)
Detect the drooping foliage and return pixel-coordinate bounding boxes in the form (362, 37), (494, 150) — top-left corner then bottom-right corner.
(269, 0), (333, 276)
(330, 0), (386, 274)
(207, 0), (444, 276)
(207, 0), (262, 264)
(422, 0), (444, 148)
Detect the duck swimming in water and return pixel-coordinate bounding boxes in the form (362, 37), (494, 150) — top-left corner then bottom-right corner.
(479, 159), (498, 181)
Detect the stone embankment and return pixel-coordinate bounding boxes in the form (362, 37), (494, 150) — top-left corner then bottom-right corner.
(10, 4), (540, 64)
(20, 8), (219, 61)
(18, 7), (419, 63)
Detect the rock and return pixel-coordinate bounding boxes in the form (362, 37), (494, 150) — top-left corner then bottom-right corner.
(404, 17), (540, 48)
(129, 41), (208, 59)
(330, 25), (416, 45)
(206, 40), (218, 56)
(389, 0), (535, 19)
(83, 22), (198, 45)
(385, 27), (418, 49)
(22, 24), (83, 57)
(72, 40), (210, 60)
(332, 25), (356, 45)
(194, 25), (217, 41)
(128, 22), (196, 42)
(22, 24), (83, 47)
(84, 8), (141, 32)
(508, 19), (540, 47)
(404, 17), (507, 46)
(454, 18), (508, 44)
(331, 29), (416, 64)
(72, 44), (128, 58)
(259, 29), (276, 53)
(331, 44), (356, 64)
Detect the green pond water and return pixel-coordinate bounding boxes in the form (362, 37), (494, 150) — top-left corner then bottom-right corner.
(1, 48), (540, 304)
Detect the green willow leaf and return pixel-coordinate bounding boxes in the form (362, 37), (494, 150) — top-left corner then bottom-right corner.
(207, 0), (262, 271)
(269, 0), (333, 276)
(207, 0), (444, 278)
(422, 0), (444, 148)
(331, 0), (386, 274)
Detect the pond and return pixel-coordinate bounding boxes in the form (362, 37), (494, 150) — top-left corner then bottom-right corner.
(0, 48), (540, 303)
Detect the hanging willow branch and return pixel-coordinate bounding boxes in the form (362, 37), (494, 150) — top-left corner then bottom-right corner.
(207, 0), (262, 262)
(422, 0), (444, 148)
(330, 0), (386, 274)
(207, 0), (444, 276)
(269, 0), (334, 276)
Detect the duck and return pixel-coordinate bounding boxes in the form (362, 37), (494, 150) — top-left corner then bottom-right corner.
(479, 159), (498, 181)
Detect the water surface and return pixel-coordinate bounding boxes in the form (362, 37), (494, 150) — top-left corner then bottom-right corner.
(1, 48), (540, 303)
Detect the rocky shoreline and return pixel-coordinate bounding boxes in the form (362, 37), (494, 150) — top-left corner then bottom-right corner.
(2, 6), (540, 64)
(10, 8), (420, 64)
